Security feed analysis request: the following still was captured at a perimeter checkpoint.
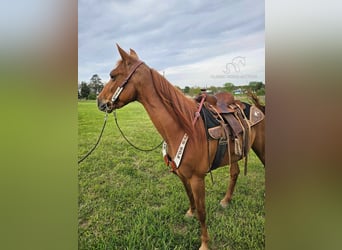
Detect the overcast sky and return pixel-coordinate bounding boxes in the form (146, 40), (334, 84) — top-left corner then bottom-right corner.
(78, 0), (264, 88)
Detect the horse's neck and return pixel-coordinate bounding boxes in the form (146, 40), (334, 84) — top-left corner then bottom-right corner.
(137, 81), (186, 154)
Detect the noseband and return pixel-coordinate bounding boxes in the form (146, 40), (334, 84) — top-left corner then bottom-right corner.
(110, 60), (144, 104)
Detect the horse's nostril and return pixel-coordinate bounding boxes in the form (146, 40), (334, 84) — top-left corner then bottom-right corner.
(97, 100), (108, 111)
(101, 103), (107, 110)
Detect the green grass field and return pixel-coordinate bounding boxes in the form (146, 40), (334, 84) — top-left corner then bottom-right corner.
(78, 100), (265, 250)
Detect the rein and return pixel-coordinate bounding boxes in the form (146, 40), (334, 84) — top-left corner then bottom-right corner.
(113, 110), (164, 152)
(79, 61), (151, 164)
(78, 108), (163, 164)
(78, 112), (108, 164)
(111, 60), (163, 151)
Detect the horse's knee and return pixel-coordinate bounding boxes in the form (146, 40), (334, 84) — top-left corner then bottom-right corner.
(230, 164), (240, 179)
(231, 171), (239, 180)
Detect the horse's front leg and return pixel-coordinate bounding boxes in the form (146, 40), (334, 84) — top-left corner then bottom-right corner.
(220, 161), (240, 208)
(190, 176), (209, 250)
(178, 174), (196, 217)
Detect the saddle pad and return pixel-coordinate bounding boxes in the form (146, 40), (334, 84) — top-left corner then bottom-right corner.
(200, 104), (221, 128)
(242, 102), (251, 119)
(200, 105), (227, 171)
(210, 142), (227, 171)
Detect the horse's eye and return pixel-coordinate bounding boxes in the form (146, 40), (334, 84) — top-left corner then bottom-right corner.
(110, 74), (116, 81)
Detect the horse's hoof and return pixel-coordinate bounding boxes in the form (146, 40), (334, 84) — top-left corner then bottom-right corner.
(185, 209), (195, 218)
(199, 244), (209, 250)
(220, 200), (229, 208)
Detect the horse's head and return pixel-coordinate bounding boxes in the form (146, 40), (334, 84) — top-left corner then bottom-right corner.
(97, 44), (143, 113)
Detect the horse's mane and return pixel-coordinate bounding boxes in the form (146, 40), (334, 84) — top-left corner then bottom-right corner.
(150, 69), (201, 141)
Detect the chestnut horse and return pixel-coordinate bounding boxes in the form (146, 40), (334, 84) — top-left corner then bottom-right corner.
(97, 45), (265, 250)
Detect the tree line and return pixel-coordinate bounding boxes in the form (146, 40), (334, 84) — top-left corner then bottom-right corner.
(78, 74), (104, 100)
(78, 74), (264, 100)
(180, 81), (265, 96)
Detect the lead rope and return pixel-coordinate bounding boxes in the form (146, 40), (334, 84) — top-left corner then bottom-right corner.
(78, 112), (108, 164)
(113, 110), (164, 152)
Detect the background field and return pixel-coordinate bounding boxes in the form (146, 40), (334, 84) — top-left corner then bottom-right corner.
(78, 100), (265, 250)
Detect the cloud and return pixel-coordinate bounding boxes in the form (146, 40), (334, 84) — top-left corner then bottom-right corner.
(78, 0), (264, 87)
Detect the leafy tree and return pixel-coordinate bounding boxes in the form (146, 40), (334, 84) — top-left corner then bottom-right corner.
(189, 86), (201, 96)
(257, 88), (265, 95)
(223, 82), (235, 92)
(80, 82), (90, 99)
(208, 85), (219, 94)
(183, 86), (190, 94)
(248, 81), (264, 92)
(90, 74), (101, 83)
(89, 74), (104, 95)
(78, 82), (82, 99)
(88, 92), (97, 100)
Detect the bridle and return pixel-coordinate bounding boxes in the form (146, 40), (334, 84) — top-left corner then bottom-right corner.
(79, 60), (158, 163)
(109, 59), (164, 151)
(108, 60), (144, 109)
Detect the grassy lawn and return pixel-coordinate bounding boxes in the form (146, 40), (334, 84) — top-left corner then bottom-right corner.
(78, 100), (265, 250)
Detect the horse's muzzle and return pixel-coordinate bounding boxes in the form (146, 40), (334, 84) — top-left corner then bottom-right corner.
(97, 99), (113, 113)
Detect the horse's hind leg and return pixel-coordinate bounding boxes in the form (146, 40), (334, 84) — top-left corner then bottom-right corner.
(220, 162), (240, 208)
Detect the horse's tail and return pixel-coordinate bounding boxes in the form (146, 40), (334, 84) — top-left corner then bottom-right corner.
(247, 90), (265, 114)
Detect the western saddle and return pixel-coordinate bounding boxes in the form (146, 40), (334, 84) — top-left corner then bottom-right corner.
(195, 90), (264, 174)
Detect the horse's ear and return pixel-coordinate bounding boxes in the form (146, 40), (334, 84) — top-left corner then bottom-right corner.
(129, 48), (139, 59)
(116, 44), (130, 61)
